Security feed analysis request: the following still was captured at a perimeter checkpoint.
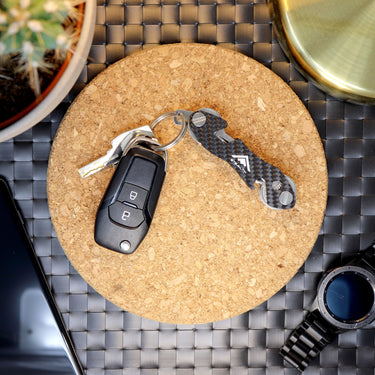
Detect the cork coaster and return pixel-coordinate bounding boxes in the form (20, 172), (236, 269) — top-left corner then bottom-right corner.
(47, 44), (327, 324)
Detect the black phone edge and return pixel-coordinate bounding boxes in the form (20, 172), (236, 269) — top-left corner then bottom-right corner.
(0, 176), (85, 375)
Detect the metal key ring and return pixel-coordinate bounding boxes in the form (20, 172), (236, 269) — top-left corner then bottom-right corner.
(150, 111), (187, 152)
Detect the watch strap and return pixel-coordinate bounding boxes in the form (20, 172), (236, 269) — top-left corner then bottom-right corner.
(280, 310), (337, 372)
(360, 245), (375, 271)
(347, 245), (375, 271)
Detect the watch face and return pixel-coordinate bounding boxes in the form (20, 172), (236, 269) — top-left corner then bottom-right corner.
(325, 271), (374, 321)
(318, 265), (375, 329)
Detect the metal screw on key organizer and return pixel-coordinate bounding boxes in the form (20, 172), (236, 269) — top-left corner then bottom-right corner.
(191, 112), (207, 128)
(279, 190), (294, 206)
(270, 179), (294, 206)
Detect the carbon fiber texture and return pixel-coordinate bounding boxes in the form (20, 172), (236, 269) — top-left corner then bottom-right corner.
(2, 0), (375, 373)
(189, 111), (296, 209)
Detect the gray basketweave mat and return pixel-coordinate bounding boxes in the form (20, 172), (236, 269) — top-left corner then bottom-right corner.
(2, 0), (375, 373)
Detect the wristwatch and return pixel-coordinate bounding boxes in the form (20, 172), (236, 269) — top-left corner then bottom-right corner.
(280, 245), (375, 372)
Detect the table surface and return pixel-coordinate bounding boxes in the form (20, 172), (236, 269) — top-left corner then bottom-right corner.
(47, 43), (327, 324)
(4, 0), (375, 373)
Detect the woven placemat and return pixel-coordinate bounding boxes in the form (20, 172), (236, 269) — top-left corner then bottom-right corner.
(47, 43), (327, 324)
(2, 0), (375, 372)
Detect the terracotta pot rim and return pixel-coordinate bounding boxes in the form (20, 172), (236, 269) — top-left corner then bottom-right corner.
(0, 1), (96, 142)
(0, 52), (74, 129)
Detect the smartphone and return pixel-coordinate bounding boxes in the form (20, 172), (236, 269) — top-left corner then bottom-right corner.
(0, 177), (84, 375)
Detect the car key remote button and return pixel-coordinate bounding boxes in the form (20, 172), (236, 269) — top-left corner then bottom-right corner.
(125, 157), (156, 190)
(109, 202), (144, 228)
(118, 183), (148, 209)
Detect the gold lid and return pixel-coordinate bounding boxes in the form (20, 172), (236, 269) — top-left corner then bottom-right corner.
(269, 0), (375, 103)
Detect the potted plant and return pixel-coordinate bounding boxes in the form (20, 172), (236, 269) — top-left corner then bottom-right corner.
(0, 0), (96, 142)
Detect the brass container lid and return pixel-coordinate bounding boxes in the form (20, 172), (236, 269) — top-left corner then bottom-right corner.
(269, 0), (375, 103)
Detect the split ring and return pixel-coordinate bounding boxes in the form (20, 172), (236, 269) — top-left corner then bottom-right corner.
(150, 111), (187, 152)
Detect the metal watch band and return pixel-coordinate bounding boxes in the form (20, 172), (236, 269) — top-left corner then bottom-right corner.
(358, 245), (375, 271)
(280, 310), (337, 372)
(346, 245), (375, 271)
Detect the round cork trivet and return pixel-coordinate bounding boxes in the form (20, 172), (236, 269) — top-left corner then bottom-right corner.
(47, 44), (327, 324)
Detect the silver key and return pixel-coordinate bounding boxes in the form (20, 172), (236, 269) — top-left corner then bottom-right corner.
(78, 125), (159, 178)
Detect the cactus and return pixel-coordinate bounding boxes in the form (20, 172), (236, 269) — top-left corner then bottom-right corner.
(0, 0), (83, 97)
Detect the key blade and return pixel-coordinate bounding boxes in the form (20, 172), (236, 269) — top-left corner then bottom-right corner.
(114, 125), (157, 158)
(78, 125), (158, 178)
(215, 128), (234, 143)
(78, 155), (115, 178)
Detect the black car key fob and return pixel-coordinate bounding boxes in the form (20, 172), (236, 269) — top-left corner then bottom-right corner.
(94, 146), (166, 254)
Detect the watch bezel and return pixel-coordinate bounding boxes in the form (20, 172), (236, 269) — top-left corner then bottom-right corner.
(317, 265), (375, 330)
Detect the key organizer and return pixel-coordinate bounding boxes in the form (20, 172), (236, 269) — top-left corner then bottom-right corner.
(47, 43), (327, 324)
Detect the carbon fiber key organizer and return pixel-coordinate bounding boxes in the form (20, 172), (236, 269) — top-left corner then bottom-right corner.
(188, 109), (297, 210)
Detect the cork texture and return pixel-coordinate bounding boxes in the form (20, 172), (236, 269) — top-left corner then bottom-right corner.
(47, 43), (327, 324)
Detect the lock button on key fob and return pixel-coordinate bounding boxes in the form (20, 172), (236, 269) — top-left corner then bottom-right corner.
(94, 146), (166, 254)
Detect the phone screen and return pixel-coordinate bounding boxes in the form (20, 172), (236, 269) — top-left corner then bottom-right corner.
(0, 178), (84, 375)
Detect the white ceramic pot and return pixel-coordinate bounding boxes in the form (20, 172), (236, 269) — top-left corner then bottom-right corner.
(0, 0), (96, 142)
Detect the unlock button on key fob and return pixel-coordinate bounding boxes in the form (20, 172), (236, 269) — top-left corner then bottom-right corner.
(108, 202), (144, 228)
(118, 183), (148, 209)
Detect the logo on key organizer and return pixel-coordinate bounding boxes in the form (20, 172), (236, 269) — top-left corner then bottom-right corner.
(231, 155), (250, 172)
